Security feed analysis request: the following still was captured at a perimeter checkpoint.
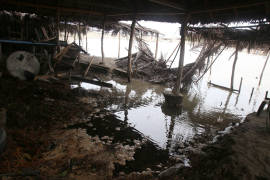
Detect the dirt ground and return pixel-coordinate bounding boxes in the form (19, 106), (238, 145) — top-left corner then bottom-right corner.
(177, 111), (270, 180)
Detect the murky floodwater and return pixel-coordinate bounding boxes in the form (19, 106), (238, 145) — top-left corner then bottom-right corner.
(68, 30), (270, 154)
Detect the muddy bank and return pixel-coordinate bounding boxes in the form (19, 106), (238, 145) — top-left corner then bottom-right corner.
(176, 112), (270, 180)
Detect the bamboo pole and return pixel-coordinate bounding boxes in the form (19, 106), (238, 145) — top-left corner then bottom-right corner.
(118, 31), (121, 58)
(101, 17), (105, 64)
(155, 33), (159, 59)
(258, 50), (270, 86)
(230, 41), (240, 90)
(172, 20), (187, 95)
(127, 19), (136, 83)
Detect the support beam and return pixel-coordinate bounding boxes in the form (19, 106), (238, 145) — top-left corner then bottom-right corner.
(172, 20), (187, 95)
(101, 17), (106, 64)
(155, 33), (159, 59)
(258, 50), (270, 86)
(85, 25), (88, 52)
(230, 41), (240, 90)
(127, 19), (136, 83)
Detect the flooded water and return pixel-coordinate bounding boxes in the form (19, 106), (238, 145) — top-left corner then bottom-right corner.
(68, 29), (270, 154)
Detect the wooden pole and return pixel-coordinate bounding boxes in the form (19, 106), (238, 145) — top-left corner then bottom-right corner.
(238, 77), (243, 93)
(172, 20), (187, 95)
(118, 31), (121, 58)
(101, 16), (105, 64)
(85, 25), (88, 52)
(166, 40), (180, 63)
(258, 50), (270, 86)
(64, 19), (67, 41)
(155, 33), (159, 59)
(230, 41), (239, 90)
(78, 23), (81, 47)
(249, 87), (255, 103)
(56, 11), (60, 52)
(127, 18), (136, 82)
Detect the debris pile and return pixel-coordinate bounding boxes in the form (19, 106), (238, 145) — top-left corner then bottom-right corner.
(115, 40), (224, 86)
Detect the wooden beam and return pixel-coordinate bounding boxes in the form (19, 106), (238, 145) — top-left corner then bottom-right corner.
(230, 41), (240, 90)
(155, 33), (159, 59)
(173, 20), (187, 95)
(84, 56), (94, 77)
(148, 0), (186, 11)
(127, 19), (136, 83)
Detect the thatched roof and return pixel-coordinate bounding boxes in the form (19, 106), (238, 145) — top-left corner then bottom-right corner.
(187, 24), (270, 51)
(1, 0), (269, 25)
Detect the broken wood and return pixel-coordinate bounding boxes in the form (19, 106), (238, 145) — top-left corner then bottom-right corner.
(71, 75), (112, 88)
(83, 56), (94, 77)
(230, 41), (240, 90)
(208, 81), (238, 92)
(239, 77), (243, 93)
(166, 40), (181, 64)
(41, 26), (49, 40)
(127, 18), (136, 82)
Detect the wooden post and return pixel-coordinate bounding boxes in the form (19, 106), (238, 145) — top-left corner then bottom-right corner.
(118, 31), (121, 58)
(258, 50), (270, 86)
(230, 41), (240, 90)
(101, 16), (105, 64)
(249, 87), (255, 103)
(238, 77), (243, 93)
(127, 19), (136, 82)
(64, 19), (67, 41)
(155, 33), (159, 59)
(85, 25), (88, 52)
(56, 11), (60, 52)
(172, 20), (187, 95)
(78, 23), (81, 47)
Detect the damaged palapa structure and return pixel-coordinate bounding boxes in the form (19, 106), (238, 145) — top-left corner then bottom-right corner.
(0, 0), (270, 179)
